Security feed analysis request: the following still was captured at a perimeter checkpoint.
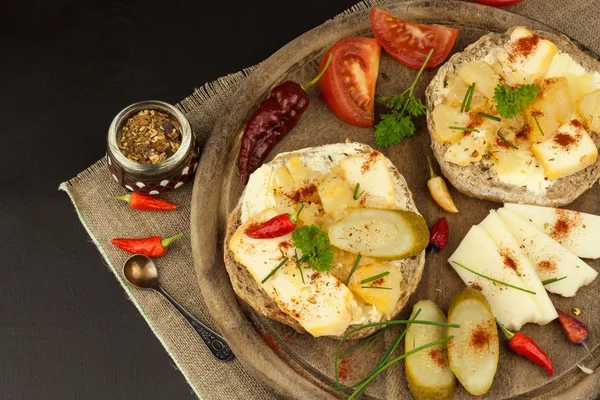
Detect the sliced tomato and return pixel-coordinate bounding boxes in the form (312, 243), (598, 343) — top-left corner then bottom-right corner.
(473, 0), (525, 6)
(317, 37), (381, 127)
(370, 8), (459, 69)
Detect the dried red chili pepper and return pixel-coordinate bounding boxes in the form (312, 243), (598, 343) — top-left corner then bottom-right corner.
(429, 217), (449, 251)
(497, 320), (554, 376)
(238, 54), (333, 185)
(246, 204), (305, 239)
(557, 309), (595, 360)
(111, 233), (183, 257)
(110, 192), (177, 211)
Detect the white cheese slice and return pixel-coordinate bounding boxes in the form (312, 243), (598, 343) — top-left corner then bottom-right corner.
(493, 148), (553, 193)
(448, 225), (543, 331)
(531, 120), (598, 180)
(339, 151), (397, 208)
(497, 208), (597, 296)
(491, 27), (557, 86)
(479, 211), (557, 324)
(504, 203), (600, 259)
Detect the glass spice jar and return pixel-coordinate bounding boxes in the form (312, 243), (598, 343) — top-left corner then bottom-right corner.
(106, 100), (199, 194)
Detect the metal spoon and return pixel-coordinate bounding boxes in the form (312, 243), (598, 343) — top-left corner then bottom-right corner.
(123, 254), (234, 361)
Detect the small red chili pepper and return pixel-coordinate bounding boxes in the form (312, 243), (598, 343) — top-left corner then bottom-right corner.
(111, 233), (183, 257)
(429, 217), (449, 251)
(557, 309), (595, 361)
(110, 192), (177, 211)
(238, 54), (333, 185)
(245, 204), (305, 239)
(497, 320), (554, 376)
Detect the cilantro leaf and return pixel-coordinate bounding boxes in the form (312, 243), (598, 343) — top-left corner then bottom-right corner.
(493, 83), (539, 119)
(374, 113), (416, 148)
(292, 225), (334, 273)
(403, 97), (426, 117)
(379, 94), (409, 111)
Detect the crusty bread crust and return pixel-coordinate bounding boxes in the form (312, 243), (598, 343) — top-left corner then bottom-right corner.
(223, 144), (425, 340)
(426, 28), (600, 207)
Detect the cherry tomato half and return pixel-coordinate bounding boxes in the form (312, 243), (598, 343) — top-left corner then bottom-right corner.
(317, 37), (381, 127)
(370, 8), (459, 69)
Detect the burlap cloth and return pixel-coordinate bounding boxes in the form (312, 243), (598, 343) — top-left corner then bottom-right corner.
(60, 1), (600, 398)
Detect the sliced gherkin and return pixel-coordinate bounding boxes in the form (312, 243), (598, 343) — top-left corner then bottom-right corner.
(328, 208), (429, 259)
(405, 300), (457, 400)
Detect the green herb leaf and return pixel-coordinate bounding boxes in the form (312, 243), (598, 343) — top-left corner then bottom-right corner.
(478, 112), (501, 122)
(465, 82), (476, 112)
(449, 126), (479, 132)
(497, 131), (519, 150)
(345, 254), (362, 286)
(374, 113), (416, 148)
(532, 113), (544, 136)
(493, 83), (539, 119)
(373, 49), (433, 148)
(292, 225), (334, 273)
(360, 271), (390, 284)
(360, 286), (392, 290)
(460, 83), (475, 113)
(452, 260), (536, 294)
(352, 183), (364, 200)
(294, 249), (305, 284)
(541, 276), (567, 285)
(261, 257), (289, 284)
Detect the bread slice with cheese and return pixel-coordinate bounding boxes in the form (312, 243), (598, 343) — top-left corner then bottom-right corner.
(426, 27), (600, 206)
(224, 143), (426, 340)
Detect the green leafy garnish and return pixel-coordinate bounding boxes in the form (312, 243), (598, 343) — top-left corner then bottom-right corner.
(345, 254), (362, 286)
(497, 131), (519, 150)
(493, 83), (539, 119)
(292, 225), (334, 273)
(478, 112), (501, 122)
(261, 257), (289, 284)
(532, 112), (544, 136)
(452, 260), (536, 294)
(360, 271), (390, 284)
(461, 82), (476, 113)
(360, 286), (392, 290)
(374, 49), (433, 148)
(449, 126), (479, 132)
(352, 183), (364, 200)
(542, 276), (567, 285)
(294, 249), (305, 284)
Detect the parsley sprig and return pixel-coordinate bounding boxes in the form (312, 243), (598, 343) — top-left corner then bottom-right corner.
(493, 83), (539, 119)
(374, 49), (434, 148)
(292, 225), (334, 273)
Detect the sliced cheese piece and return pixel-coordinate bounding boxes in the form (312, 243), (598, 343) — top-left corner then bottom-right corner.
(339, 151), (395, 206)
(504, 203), (600, 259)
(457, 60), (501, 99)
(229, 209), (376, 337)
(347, 263), (402, 316)
(431, 104), (470, 144)
(498, 208), (597, 296)
(531, 119), (598, 180)
(578, 89), (600, 133)
(448, 225), (542, 331)
(443, 128), (490, 166)
(546, 53), (600, 101)
(492, 148), (553, 193)
(491, 27), (557, 86)
(479, 211), (557, 324)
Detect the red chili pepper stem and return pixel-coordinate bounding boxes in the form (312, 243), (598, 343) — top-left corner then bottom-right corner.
(289, 203), (305, 224)
(497, 319), (515, 340)
(110, 194), (133, 203)
(161, 233), (184, 249)
(427, 155), (437, 179)
(301, 53), (333, 92)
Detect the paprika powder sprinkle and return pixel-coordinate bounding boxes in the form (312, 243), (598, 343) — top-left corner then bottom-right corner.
(497, 320), (554, 376)
(245, 204), (305, 239)
(110, 192), (177, 211)
(238, 54), (333, 184)
(111, 233), (183, 257)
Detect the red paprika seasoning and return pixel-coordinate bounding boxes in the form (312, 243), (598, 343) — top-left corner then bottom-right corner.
(110, 192), (177, 211)
(111, 233), (183, 257)
(497, 320), (554, 376)
(245, 204), (305, 239)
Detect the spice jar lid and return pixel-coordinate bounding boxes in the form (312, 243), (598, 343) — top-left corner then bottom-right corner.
(107, 100), (192, 174)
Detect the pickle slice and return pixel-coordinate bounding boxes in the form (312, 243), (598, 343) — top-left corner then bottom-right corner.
(447, 288), (499, 396)
(328, 208), (428, 259)
(405, 300), (456, 400)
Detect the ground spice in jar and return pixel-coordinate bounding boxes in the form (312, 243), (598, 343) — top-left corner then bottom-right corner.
(117, 109), (182, 164)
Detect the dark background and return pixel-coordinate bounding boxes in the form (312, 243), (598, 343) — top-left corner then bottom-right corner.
(1, 1), (358, 398)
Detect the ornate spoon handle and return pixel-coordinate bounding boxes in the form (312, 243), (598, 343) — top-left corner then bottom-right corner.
(157, 286), (234, 361)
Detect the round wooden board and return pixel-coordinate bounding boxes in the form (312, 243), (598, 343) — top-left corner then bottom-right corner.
(191, 1), (600, 399)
